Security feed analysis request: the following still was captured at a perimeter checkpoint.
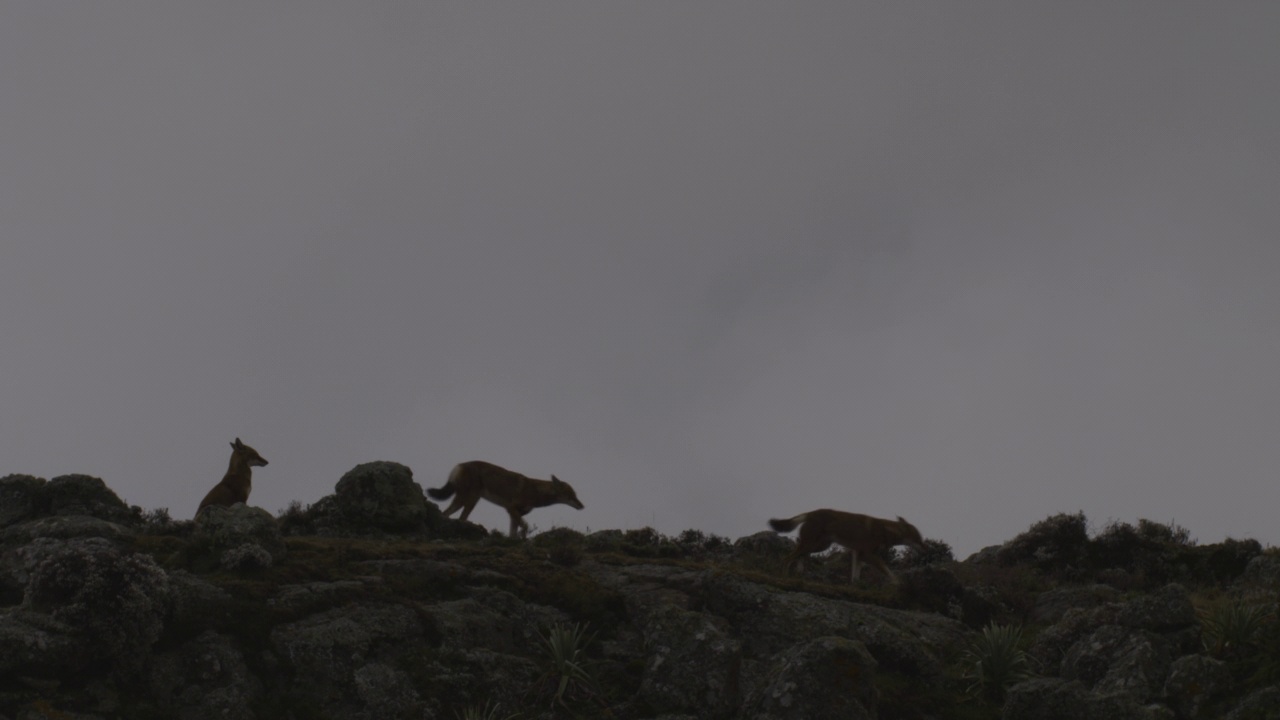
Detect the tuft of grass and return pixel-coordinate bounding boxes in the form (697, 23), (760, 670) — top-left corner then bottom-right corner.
(530, 621), (603, 711)
(961, 622), (1034, 703)
(1200, 599), (1275, 659)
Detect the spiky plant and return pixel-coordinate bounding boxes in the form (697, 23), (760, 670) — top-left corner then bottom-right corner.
(1200, 600), (1275, 659)
(962, 621), (1035, 702)
(531, 621), (602, 710)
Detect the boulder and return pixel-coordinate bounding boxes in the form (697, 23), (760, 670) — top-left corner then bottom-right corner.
(332, 461), (436, 534)
(22, 538), (170, 678)
(269, 603), (426, 716)
(1002, 678), (1145, 720)
(638, 604), (741, 718)
(742, 636), (878, 720)
(0, 475), (45, 528)
(42, 475), (134, 524)
(148, 630), (262, 720)
(193, 503), (285, 562)
(1163, 654), (1230, 719)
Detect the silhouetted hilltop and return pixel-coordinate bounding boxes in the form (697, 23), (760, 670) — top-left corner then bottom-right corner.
(1, 465), (1278, 719)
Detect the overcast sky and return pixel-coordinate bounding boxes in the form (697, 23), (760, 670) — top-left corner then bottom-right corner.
(2, 3), (1278, 557)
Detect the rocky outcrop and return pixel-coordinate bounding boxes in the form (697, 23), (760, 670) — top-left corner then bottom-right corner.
(194, 503), (286, 566)
(1, 469), (1278, 719)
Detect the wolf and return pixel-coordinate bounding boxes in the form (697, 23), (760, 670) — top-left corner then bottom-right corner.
(427, 460), (584, 538)
(768, 508), (925, 583)
(196, 438), (268, 515)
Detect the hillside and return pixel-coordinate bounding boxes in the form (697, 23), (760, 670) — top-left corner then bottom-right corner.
(1, 463), (1278, 720)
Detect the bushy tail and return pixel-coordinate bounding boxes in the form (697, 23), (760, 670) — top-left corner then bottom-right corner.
(427, 464), (463, 500)
(426, 482), (454, 500)
(768, 513), (806, 533)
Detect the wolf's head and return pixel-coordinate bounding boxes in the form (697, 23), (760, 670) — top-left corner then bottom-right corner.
(549, 475), (585, 510)
(231, 437), (269, 468)
(895, 516), (925, 551)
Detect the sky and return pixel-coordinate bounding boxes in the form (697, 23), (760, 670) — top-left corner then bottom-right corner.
(2, 3), (1278, 558)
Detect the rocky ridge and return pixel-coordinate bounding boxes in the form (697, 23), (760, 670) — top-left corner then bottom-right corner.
(0, 465), (1278, 719)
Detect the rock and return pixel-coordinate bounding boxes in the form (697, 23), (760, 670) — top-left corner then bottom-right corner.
(1002, 678), (1145, 720)
(0, 609), (80, 677)
(2, 516), (134, 543)
(638, 604), (741, 718)
(733, 530), (794, 556)
(1224, 686), (1280, 720)
(165, 570), (233, 638)
(193, 503), (285, 562)
(698, 571), (968, 679)
(742, 636), (878, 720)
(42, 475), (134, 524)
(220, 543), (273, 571)
(269, 603), (426, 716)
(22, 539), (170, 678)
(1031, 585), (1121, 625)
(148, 630), (262, 720)
(332, 461), (436, 534)
(1115, 584), (1196, 631)
(0, 475), (46, 529)
(1060, 625), (1171, 703)
(1239, 554), (1280, 590)
(1163, 654), (1230, 719)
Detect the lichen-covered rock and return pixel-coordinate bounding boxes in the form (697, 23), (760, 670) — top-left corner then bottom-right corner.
(1031, 585), (1121, 625)
(1224, 685), (1280, 720)
(1060, 625), (1171, 703)
(698, 571), (967, 679)
(194, 503), (285, 562)
(733, 530), (794, 556)
(0, 475), (46, 528)
(165, 570), (233, 637)
(23, 538), (170, 678)
(1002, 678), (1145, 720)
(743, 636), (877, 720)
(1239, 554), (1280, 590)
(332, 461), (436, 533)
(42, 475), (134, 524)
(1163, 654), (1230, 719)
(220, 543), (273, 571)
(638, 604), (741, 717)
(269, 603), (426, 716)
(1, 515), (134, 543)
(1115, 584), (1196, 631)
(148, 630), (262, 720)
(0, 609), (80, 677)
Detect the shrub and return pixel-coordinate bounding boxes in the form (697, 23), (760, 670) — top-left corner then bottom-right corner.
(998, 512), (1089, 571)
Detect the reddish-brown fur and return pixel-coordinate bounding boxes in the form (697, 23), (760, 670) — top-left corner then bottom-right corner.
(427, 460), (584, 538)
(768, 508), (925, 583)
(196, 438), (268, 515)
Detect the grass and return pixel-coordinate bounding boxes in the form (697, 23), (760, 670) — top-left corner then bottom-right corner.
(961, 622), (1035, 703)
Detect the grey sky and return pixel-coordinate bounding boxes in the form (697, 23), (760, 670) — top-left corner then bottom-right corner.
(2, 4), (1278, 556)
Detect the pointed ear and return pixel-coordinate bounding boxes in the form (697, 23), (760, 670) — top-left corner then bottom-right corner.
(551, 475), (561, 485)
(897, 516), (907, 524)
(234, 438), (244, 447)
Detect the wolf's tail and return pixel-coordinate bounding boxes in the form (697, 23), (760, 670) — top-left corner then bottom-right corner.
(768, 513), (807, 533)
(428, 464), (465, 500)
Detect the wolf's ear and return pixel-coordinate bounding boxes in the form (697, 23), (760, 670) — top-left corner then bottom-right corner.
(551, 475), (562, 485)
(234, 438), (244, 448)
(897, 516), (907, 524)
